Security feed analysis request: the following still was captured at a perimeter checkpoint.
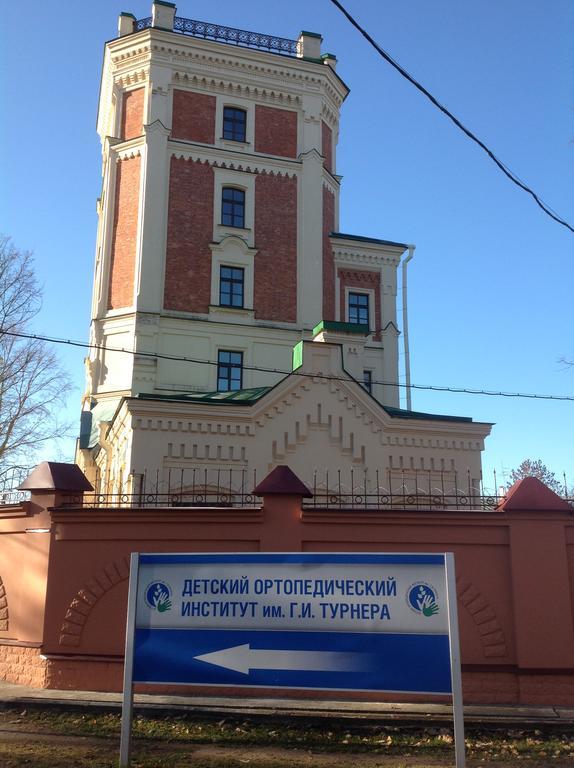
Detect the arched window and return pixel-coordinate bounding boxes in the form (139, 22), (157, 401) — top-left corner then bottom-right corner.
(221, 187), (245, 228)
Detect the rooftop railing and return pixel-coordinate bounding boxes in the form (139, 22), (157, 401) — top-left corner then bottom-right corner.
(135, 16), (300, 57)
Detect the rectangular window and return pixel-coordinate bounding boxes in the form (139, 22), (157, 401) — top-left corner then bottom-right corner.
(223, 107), (247, 142)
(222, 187), (245, 228)
(217, 350), (243, 391)
(348, 292), (369, 326)
(219, 266), (244, 307)
(362, 370), (372, 394)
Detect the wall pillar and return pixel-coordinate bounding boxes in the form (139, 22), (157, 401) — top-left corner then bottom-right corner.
(254, 466), (311, 551)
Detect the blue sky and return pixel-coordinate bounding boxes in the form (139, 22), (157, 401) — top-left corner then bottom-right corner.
(1, 0), (572, 491)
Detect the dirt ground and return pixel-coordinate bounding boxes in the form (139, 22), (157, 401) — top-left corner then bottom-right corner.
(0, 723), (572, 768)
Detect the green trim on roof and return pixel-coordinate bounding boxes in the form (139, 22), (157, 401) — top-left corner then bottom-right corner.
(383, 406), (473, 423)
(331, 232), (408, 249)
(120, 12), (137, 19)
(136, 386), (272, 405)
(154, 1), (176, 8)
(292, 340), (304, 371)
(313, 320), (370, 336)
(300, 30), (322, 39)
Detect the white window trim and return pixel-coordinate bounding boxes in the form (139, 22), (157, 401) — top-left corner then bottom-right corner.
(345, 286), (375, 331)
(216, 97), (254, 148)
(209, 236), (257, 311)
(213, 168), (255, 247)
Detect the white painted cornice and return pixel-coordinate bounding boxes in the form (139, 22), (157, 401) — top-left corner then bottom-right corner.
(172, 71), (300, 109)
(332, 241), (404, 268)
(169, 141), (299, 177)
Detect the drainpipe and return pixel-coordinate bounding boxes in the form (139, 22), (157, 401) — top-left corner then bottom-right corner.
(402, 245), (415, 411)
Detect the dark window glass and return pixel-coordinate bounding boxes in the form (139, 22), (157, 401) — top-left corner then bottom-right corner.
(223, 107), (247, 142)
(220, 266), (244, 307)
(348, 292), (369, 326)
(362, 370), (372, 394)
(217, 350), (243, 391)
(222, 187), (245, 228)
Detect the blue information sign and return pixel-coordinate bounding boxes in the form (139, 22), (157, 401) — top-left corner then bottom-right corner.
(120, 552), (465, 767)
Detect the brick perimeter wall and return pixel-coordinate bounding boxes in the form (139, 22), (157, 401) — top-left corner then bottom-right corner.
(254, 173), (298, 322)
(121, 88), (144, 140)
(338, 268), (381, 340)
(108, 156), (141, 309)
(322, 121), (333, 173)
(164, 157), (214, 313)
(255, 106), (297, 158)
(322, 187), (335, 320)
(171, 90), (216, 144)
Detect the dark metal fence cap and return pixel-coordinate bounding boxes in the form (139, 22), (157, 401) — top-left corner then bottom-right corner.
(18, 462), (93, 492)
(254, 466), (312, 497)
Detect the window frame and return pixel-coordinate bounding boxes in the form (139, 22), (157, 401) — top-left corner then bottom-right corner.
(221, 186), (246, 229)
(362, 369), (373, 394)
(219, 265), (245, 308)
(222, 106), (247, 143)
(348, 292), (370, 327)
(217, 349), (243, 392)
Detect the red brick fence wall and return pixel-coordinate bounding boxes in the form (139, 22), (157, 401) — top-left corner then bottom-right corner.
(0, 465), (573, 705)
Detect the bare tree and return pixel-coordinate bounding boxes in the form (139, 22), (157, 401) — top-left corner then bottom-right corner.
(507, 458), (565, 496)
(0, 236), (71, 485)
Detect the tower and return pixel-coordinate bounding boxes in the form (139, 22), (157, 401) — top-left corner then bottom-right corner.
(78, 3), (490, 495)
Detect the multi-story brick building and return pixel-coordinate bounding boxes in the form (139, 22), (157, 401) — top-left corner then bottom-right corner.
(77, 2), (491, 497)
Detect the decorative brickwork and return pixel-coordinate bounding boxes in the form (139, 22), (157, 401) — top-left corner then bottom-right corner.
(59, 557), (131, 648)
(255, 105), (297, 158)
(164, 157), (214, 312)
(457, 577), (508, 659)
(120, 88), (145, 140)
(322, 187), (335, 320)
(108, 156), (141, 309)
(0, 577), (8, 631)
(172, 90), (216, 144)
(322, 121), (333, 173)
(338, 268), (381, 340)
(254, 172), (298, 322)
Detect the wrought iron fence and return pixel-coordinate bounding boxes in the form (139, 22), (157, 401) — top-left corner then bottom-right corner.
(303, 468), (502, 511)
(135, 16), (299, 56)
(61, 467), (260, 509)
(0, 467), (32, 505)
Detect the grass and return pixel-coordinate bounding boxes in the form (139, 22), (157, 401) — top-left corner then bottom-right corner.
(0, 706), (573, 766)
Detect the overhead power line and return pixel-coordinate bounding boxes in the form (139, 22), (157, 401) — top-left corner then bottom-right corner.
(327, 0), (574, 234)
(3, 328), (573, 403)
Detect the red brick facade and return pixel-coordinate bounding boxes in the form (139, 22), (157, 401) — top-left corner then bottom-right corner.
(322, 121), (333, 173)
(255, 106), (297, 158)
(120, 88), (144, 140)
(254, 173), (298, 322)
(338, 268), (381, 340)
(322, 187), (335, 320)
(172, 90), (216, 144)
(164, 157), (214, 313)
(108, 156), (141, 309)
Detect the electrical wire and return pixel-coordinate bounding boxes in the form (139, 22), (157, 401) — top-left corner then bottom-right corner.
(327, 0), (574, 234)
(2, 328), (572, 403)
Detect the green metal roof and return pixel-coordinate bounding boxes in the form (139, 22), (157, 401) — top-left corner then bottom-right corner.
(313, 319), (370, 336)
(331, 232), (408, 249)
(382, 406), (473, 423)
(136, 387), (272, 405)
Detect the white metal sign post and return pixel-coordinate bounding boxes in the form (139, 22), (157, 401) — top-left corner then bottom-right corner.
(120, 552), (465, 767)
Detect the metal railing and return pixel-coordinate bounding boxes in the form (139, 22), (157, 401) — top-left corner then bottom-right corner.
(303, 469), (502, 511)
(60, 467), (260, 509)
(135, 16), (299, 56)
